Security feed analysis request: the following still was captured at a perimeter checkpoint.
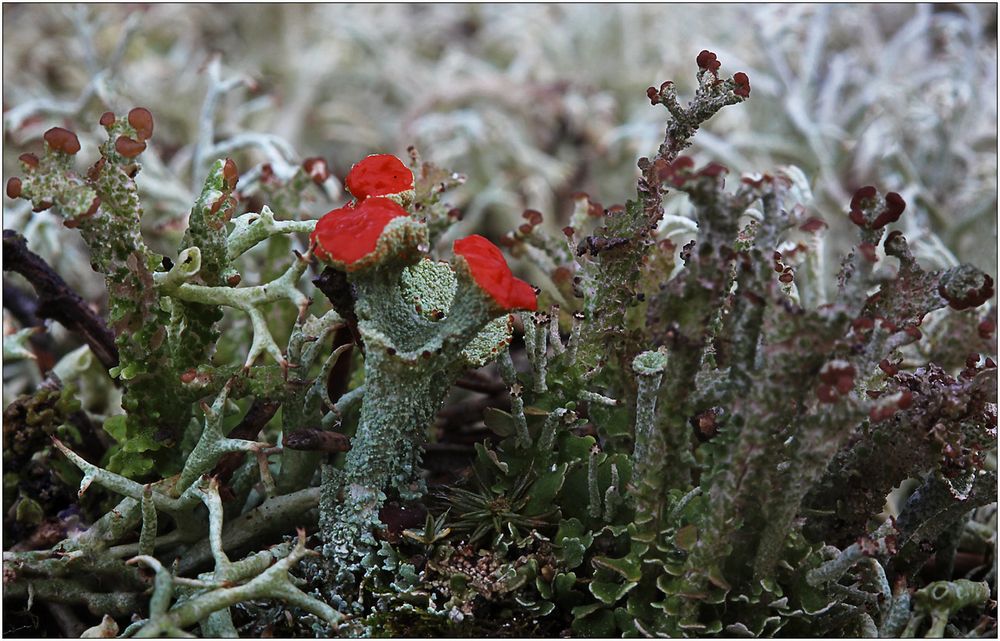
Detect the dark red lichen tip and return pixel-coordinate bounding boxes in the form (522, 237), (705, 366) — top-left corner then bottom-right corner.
(223, 158), (239, 190)
(44, 127), (81, 155)
(303, 157), (331, 184)
(733, 72), (751, 97)
(115, 136), (146, 158)
(697, 50), (721, 75)
(850, 186), (878, 211)
(6, 177), (22, 199)
(18, 153), (39, 168)
(127, 107), (154, 140)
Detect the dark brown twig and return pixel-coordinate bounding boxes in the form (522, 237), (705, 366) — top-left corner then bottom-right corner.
(455, 368), (507, 394)
(210, 397), (281, 488)
(3, 230), (118, 370)
(313, 267), (361, 350)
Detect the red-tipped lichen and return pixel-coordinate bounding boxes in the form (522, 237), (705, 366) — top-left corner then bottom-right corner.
(127, 107), (154, 141)
(345, 154), (414, 201)
(44, 127), (81, 155)
(453, 235), (538, 311)
(311, 197), (408, 268)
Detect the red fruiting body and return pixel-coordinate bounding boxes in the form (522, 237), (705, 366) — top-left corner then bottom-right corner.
(799, 217), (828, 233)
(83, 196), (100, 218)
(779, 271), (794, 284)
(646, 86), (659, 104)
(733, 72), (751, 97)
(939, 274), (994, 311)
(879, 318), (898, 333)
(848, 209), (867, 228)
(696, 49), (721, 75)
(884, 230), (906, 253)
(303, 157), (330, 184)
(699, 162), (729, 179)
(879, 359), (899, 376)
(978, 319), (995, 339)
(562, 226), (575, 238)
(87, 158), (106, 182)
(897, 390), (913, 410)
(6, 177), (22, 199)
(345, 154), (413, 201)
(127, 107), (154, 140)
(18, 153), (39, 168)
(44, 127), (81, 155)
(453, 234), (538, 311)
(115, 136), (146, 158)
(773, 251), (784, 273)
(222, 158), (239, 190)
(819, 361), (856, 397)
(523, 209), (543, 226)
(852, 317), (875, 332)
(99, 111), (116, 127)
(871, 192), (906, 229)
(816, 384), (838, 404)
(657, 156), (695, 187)
(311, 197), (407, 267)
(850, 186), (877, 210)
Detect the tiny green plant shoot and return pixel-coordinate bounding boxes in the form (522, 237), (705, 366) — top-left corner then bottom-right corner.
(3, 50), (995, 637)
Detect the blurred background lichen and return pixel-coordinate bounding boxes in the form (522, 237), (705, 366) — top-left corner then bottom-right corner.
(4, 4), (996, 273)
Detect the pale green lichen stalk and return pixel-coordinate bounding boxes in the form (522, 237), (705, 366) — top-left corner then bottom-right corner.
(317, 241), (525, 585)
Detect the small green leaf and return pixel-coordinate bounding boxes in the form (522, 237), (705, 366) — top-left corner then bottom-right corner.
(571, 605), (616, 637)
(590, 578), (638, 605)
(675, 524), (698, 551)
(592, 553), (642, 583)
(102, 415), (128, 442)
(522, 463), (567, 517)
(553, 572), (578, 601)
(15, 497), (44, 525)
(483, 407), (516, 437)
(560, 538), (588, 570)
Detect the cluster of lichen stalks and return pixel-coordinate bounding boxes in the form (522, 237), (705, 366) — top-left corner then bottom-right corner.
(2, 50), (996, 638)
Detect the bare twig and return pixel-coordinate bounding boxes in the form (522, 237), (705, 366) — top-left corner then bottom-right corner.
(3, 230), (119, 370)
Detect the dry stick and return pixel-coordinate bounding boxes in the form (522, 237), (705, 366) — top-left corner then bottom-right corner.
(2, 230), (119, 370)
(454, 369), (507, 394)
(210, 398), (282, 487)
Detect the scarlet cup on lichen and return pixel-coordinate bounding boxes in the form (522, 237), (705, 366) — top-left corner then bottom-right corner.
(310, 197), (409, 269)
(454, 234), (538, 311)
(345, 153), (414, 201)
